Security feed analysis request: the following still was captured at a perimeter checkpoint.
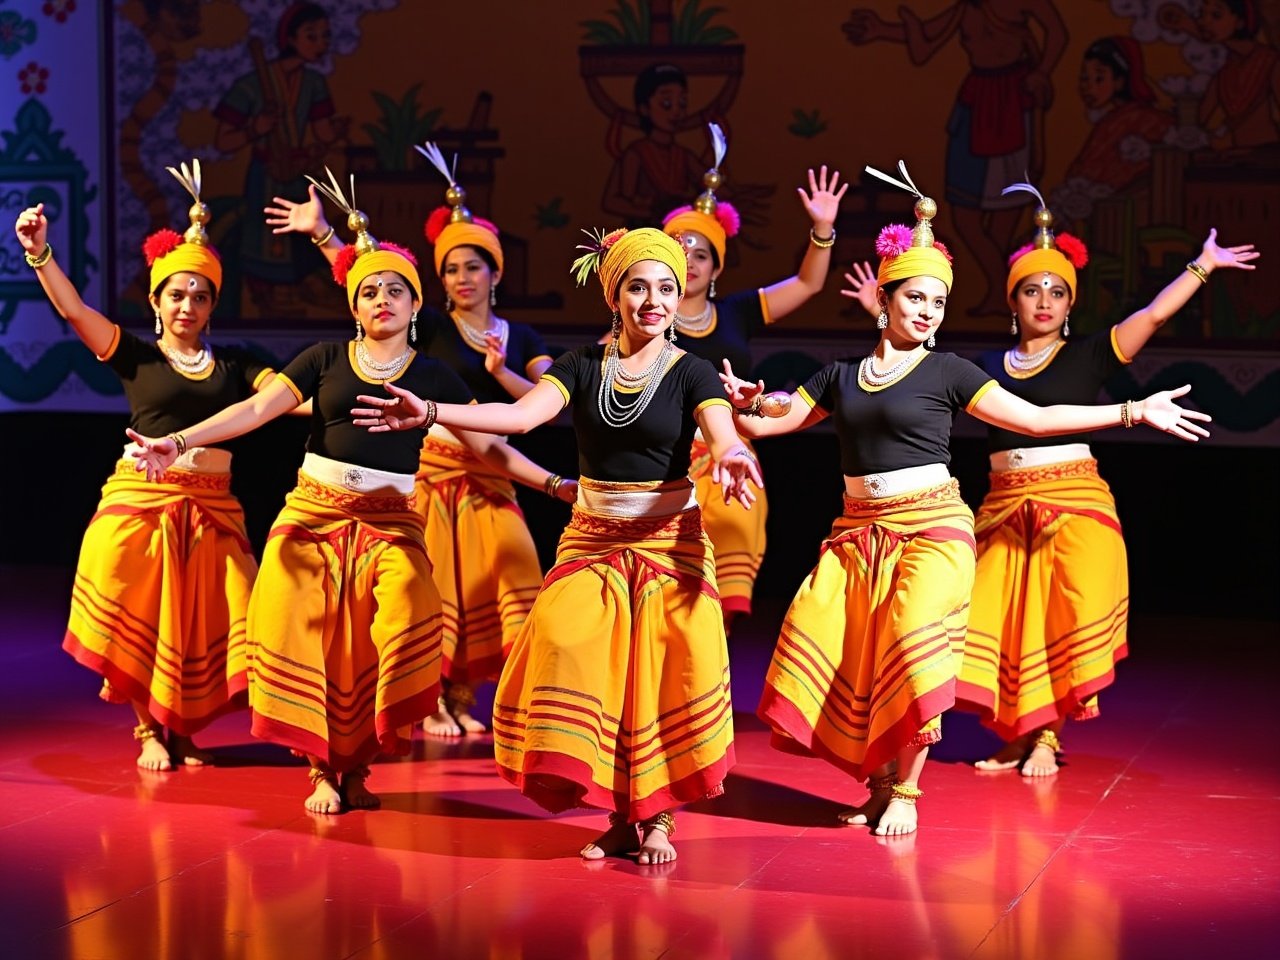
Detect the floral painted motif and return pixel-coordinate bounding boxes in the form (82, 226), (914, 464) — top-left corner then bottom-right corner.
(18, 62), (49, 95)
(42, 0), (77, 24)
(0, 11), (38, 59)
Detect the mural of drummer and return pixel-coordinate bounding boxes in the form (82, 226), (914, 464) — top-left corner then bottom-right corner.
(845, 0), (1067, 318)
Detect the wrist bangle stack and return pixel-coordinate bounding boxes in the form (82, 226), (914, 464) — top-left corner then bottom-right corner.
(1119, 399), (1135, 429)
(422, 399), (438, 430)
(1185, 260), (1209, 284)
(543, 473), (563, 498)
(24, 243), (53, 268)
(167, 432), (188, 455)
(310, 226), (336, 247)
(809, 228), (836, 249)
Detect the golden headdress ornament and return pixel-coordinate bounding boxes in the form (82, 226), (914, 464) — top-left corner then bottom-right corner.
(864, 160), (954, 291)
(1002, 180), (1089, 303)
(143, 158), (223, 292)
(663, 123), (740, 266)
(416, 140), (504, 273)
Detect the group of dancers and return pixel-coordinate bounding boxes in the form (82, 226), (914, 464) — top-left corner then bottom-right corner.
(14, 133), (1256, 862)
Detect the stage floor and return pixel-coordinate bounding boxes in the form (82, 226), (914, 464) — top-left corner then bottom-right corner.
(2, 565), (1277, 959)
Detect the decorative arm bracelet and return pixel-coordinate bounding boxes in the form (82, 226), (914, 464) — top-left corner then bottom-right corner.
(310, 226), (336, 247)
(741, 392), (792, 418)
(1184, 260), (1209, 284)
(1119, 399), (1134, 429)
(543, 473), (563, 498)
(809, 228), (836, 249)
(24, 243), (53, 268)
(421, 399), (438, 431)
(167, 432), (188, 456)
(728, 446), (758, 464)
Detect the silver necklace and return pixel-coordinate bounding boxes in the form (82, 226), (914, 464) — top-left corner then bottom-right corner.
(674, 301), (713, 334)
(355, 340), (413, 380)
(598, 339), (674, 428)
(858, 352), (916, 388)
(612, 345), (670, 384)
(1006, 339), (1062, 372)
(452, 312), (508, 351)
(159, 340), (213, 375)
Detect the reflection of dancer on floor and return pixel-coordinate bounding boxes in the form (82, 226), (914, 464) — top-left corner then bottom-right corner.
(16, 164), (274, 772)
(845, 0), (1067, 316)
(956, 187), (1253, 776)
(723, 166), (1210, 837)
(130, 183), (572, 813)
(350, 228), (760, 863)
(659, 124), (847, 631)
(265, 151), (559, 740)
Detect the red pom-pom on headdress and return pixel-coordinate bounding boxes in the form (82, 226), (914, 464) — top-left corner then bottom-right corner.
(1007, 241), (1036, 267)
(715, 202), (741, 238)
(142, 229), (183, 266)
(600, 228), (627, 251)
(875, 224), (913, 258)
(1055, 232), (1089, 269)
(424, 206), (452, 245)
(379, 241), (418, 265)
(933, 240), (954, 263)
(331, 244), (359, 286)
(662, 205), (692, 227)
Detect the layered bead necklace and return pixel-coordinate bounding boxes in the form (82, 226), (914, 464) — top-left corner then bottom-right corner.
(355, 340), (413, 380)
(598, 338), (674, 428)
(674, 301), (714, 335)
(452, 312), (509, 352)
(1004, 339), (1063, 377)
(858, 351), (918, 389)
(159, 340), (213, 376)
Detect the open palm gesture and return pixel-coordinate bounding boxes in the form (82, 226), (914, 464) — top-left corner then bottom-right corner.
(841, 260), (880, 319)
(351, 383), (431, 432)
(1199, 228), (1259, 272)
(797, 165), (847, 232)
(1137, 385), (1212, 442)
(264, 184), (328, 238)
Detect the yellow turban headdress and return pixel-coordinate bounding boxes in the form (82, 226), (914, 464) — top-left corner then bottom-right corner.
(416, 141), (505, 275)
(1002, 182), (1089, 304)
(307, 167), (422, 303)
(143, 159), (223, 295)
(865, 161), (954, 292)
(662, 123), (740, 268)
(571, 227), (687, 311)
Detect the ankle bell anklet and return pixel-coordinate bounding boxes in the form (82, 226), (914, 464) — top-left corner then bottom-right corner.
(890, 782), (924, 804)
(867, 774), (898, 792)
(1033, 729), (1062, 753)
(643, 811), (676, 838)
(132, 722), (161, 742)
(308, 766), (337, 786)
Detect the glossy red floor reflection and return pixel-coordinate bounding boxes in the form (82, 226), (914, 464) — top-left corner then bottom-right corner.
(2, 564), (1277, 959)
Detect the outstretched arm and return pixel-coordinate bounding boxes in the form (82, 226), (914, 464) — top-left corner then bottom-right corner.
(352, 378), (566, 436)
(760, 166), (848, 321)
(128, 379), (301, 479)
(719, 360), (827, 438)
(970, 383), (1211, 442)
(1112, 229), (1259, 360)
(15, 204), (116, 357)
(453, 429), (578, 503)
(264, 184), (342, 264)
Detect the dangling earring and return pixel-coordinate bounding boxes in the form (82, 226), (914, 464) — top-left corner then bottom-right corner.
(1010, 313), (1018, 336)
(668, 319), (678, 343)
(927, 333), (936, 349)
(355, 320), (364, 341)
(489, 285), (497, 307)
(445, 295), (453, 313)
(876, 309), (888, 330)
(610, 311), (621, 341)
(1063, 314), (1070, 337)
(155, 311), (162, 336)
(410, 311), (418, 344)
(709, 278), (717, 299)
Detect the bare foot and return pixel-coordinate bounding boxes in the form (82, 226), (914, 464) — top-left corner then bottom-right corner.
(423, 706), (463, 738)
(637, 820), (676, 865)
(1021, 741), (1060, 777)
(169, 734), (213, 767)
(975, 735), (1030, 772)
(838, 775), (895, 825)
(874, 797), (919, 837)
(305, 771), (342, 815)
(450, 709), (487, 735)
(580, 818), (639, 860)
(341, 770), (381, 809)
(136, 735), (172, 772)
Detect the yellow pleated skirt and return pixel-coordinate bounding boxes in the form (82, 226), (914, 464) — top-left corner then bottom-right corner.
(689, 436), (767, 616)
(247, 472), (444, 772)
(956, 460), (1129, 739)
(416, 436), (543, 684)
(63, 461), (256, 733)
(758, 480), (976, 780)
(493, 479), (734, 821)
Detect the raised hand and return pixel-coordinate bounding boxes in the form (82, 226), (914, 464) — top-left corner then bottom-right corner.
(841, 260), (880, 319)
(483, 332), (508, 376)
(719, 358), (764, 411)
(1136, 385), (1212, 442)
(14, 203), (48, 254)
(264, 184), (328, 238)
(351, 382), (432, 432)
(126, 428), (179, 481)
(797, 166), (848, 231)
(1199, 228), (1260, 272)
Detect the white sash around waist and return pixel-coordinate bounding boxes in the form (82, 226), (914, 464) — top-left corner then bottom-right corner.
(990, 443), (1092, 472)
(124, 442), (231, 474)
(844, 463), (950, 500)
(301, 452), (415, 495)
(577, 480), (699, 518)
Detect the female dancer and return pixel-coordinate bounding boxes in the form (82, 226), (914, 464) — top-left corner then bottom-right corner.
(954, 187), (1256, 776)
(350, 227), (760, 863)
(265, 148), (553, 737)
(720, 165), (1210, 837)
(16, 162), (272, 771)
(130, 180), (574, 813)
(660, 124), (846, 625)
